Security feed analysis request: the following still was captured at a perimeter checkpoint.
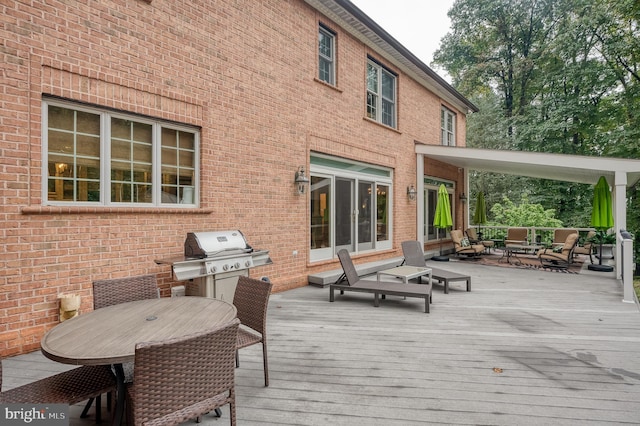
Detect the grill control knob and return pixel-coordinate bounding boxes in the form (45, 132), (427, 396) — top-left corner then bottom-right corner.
(234, 262), (241, 269)
(209, 265), (217, 273)
(223, 264), (229, 271)
(245, 260), (252, 267)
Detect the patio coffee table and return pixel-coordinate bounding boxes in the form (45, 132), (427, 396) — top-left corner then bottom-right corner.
(500, 244), (542, 265)
(377, 265), (432, 286)
(41, 296), (237, 426)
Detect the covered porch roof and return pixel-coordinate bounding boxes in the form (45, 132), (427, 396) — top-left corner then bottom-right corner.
(413, 144), (640, 284)
(415, 144), (640, 188)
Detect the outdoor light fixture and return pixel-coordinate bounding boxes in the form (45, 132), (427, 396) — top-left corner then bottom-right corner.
(407, 184), (417, 201)
(459, 192), (467, 203)
(294, 166), (310, 195)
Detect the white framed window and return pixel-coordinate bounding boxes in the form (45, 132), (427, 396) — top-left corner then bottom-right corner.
(441, 107), (456, 146)
(318, 25), (335, 85)
(423, 179), (456, 242)
(309, 154), (392, 262)
(366, 58), (396, 128)
(43, 99), (199, 207)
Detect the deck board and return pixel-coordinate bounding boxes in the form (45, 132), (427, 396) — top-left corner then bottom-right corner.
(3, 259), (640, 425)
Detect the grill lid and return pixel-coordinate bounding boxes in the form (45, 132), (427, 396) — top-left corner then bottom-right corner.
(184, 230), (252, 258)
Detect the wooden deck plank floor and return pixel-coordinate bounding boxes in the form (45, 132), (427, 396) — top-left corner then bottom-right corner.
(3, 259), (640, 425)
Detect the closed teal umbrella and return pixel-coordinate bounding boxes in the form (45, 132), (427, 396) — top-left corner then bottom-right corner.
(589, 176), (614, 271)
(473, 191), (487, 238)
(433, 184), (452, 259)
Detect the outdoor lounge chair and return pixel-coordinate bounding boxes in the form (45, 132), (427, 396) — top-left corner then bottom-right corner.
(537, 232), (580, 269)
(573, 230), (596, 264)
(552, 228), (578, 249)
(450, 230), (484, 258)
(504, 227), (529, 245)
(331, 249), (432, 313)
(401, 240), (471, 293)
(465, 228), (494, 252)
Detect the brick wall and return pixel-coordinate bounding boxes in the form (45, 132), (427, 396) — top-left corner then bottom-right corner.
(0, 0), (468, 355)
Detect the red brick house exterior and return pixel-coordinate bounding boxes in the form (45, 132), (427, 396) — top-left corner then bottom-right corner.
(1, 0), (476, 356)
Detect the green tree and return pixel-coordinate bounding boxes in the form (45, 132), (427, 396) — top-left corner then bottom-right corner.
(489, 194), (563, 228)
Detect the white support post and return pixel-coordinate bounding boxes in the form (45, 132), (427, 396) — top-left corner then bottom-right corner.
(416, 153), (425, 244)
(621, 236), (635, 303)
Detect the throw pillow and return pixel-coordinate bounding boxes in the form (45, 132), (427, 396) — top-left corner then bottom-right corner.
(460, 237), (470, 247)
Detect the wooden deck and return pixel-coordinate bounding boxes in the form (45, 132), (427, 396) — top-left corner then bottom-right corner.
(3, 259), (640, 425)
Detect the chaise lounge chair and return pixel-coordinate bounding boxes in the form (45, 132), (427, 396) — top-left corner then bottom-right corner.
(401, 240), (471, 293)
(330, 249), (432, 313)
(537, 232), (580, 269)
(450, 230), (484, 258)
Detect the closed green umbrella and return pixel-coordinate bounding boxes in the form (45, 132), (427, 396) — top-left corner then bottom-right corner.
(473, 191), (487, 239)
(433, 184), (452, 260)
(589, 176), (614, 271)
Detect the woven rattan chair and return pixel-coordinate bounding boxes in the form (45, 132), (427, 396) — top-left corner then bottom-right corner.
(126, 318), (240, 426)
(450, 230), (484, 257)
(1, 360), (116, 422)
(92, 274), (160, 310)
(234, 276), (272, 387)
(82, 274), (160, 418)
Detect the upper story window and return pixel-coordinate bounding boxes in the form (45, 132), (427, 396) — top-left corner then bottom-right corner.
(43, 99), (199, 207)
(318, 25), (335, 85)
(366, 58), (396, 128)
(441, 107), (456, 146)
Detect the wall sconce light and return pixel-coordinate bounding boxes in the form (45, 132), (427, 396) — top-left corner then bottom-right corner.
(294, 166), (310, 195)
(407, 184), (417, 201)
(459, 192), (467, 203)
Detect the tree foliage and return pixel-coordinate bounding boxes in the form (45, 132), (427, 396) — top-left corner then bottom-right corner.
(489, 194), (563, 228)
(433, 0), (640, 237)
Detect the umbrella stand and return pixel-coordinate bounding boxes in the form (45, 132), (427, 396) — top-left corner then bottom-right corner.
(432, 228), (449, 262)
(587, 238), (614, 272)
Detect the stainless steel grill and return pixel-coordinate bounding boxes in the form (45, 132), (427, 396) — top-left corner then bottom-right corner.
(155, 230), (272, 302)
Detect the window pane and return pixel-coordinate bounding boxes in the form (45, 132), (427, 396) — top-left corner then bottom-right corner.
(382, 99), (394, 127)
(376, 184), (389, 242)
(367, 92), (377, 120)
(367, 63), (378, 92)
(382, 71), (394, 101)
(310, 176), (331, 249)
(47, 106), (101, 202)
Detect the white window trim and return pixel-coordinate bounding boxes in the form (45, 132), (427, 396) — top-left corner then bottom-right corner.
(366, 58), (397, 128)
(42, 99), (200, 208)
(441, 107), (456, 146)
(318, 24), (335, 85)
(310, 154), (393, 262)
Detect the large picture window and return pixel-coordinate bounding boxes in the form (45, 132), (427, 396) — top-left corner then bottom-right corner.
(366, 58), (396, 128)
(43, 100), (199, 206)
(310, 154), (392, 262)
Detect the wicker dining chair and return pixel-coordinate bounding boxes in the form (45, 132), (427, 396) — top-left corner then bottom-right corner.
(1, 360), (116, 422)
(126, 318), (240, 426)
(233, 276), (273, 387)
(81, 274), (160, 419)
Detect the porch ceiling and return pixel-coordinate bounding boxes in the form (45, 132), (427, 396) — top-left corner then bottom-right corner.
(415, 144), (640, 188)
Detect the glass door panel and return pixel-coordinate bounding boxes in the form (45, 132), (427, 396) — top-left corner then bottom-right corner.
(335, 178), (354, 252)
(376, 184), (389, 242)
(357, 181), (374, 251)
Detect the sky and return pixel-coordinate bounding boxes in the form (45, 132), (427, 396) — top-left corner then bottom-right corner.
(350, 0), (456, 80)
